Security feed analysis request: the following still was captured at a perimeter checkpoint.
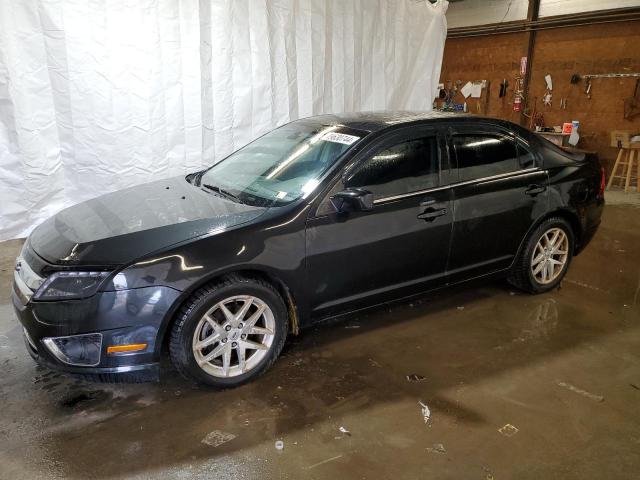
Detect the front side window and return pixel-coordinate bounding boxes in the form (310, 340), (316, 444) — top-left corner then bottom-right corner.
(344, 136), (439, 199)
(453, 134), (518, 182)
(197, 122), (366, 207)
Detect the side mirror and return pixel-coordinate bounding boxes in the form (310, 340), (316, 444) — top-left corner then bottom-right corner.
(330, 188), (374, 213)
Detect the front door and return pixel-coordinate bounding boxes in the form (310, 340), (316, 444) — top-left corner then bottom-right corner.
(305, 127), (453, 318)
(447, 127), (549, 282)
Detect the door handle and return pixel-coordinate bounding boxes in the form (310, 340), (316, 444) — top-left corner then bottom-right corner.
(418, 207), (447, 222)
(525, 184), (547, 196)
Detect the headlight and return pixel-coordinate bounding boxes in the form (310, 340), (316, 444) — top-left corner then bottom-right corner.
(34, 271), (110, 301)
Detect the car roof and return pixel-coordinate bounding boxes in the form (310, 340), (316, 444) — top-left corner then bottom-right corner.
(300, 111), (472, 133)
(299, 110), (523, 135)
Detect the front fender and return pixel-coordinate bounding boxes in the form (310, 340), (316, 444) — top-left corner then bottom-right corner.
(100, 211), (309, 351)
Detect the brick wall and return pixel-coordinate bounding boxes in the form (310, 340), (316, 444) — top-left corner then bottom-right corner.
(439, 21), (640, 171)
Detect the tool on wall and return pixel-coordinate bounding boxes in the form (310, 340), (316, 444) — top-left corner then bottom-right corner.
(584, 78), (592, 99)
(513, 75), (525, 112)
(543, 74), (553, 107)
(583, 72), (640, 79)
(624, 79), (640, 120)
(513, 57), (527, 113)
(570, 72), (640, 100)
(439, 80), (464, 112)
(444, 80), (459, 111)
(483, 80), (491, 114)
(471, 80), (491, 115)
(438, 78), (491, 114)
(499, 79), (508, 98)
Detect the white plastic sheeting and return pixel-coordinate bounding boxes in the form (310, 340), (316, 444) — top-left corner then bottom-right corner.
(0, 0), (448, 241)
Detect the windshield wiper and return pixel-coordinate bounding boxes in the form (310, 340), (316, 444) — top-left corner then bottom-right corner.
(202, 184), (243, 203)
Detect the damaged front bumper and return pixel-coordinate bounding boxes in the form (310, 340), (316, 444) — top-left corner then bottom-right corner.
(11, 280), (181, 382)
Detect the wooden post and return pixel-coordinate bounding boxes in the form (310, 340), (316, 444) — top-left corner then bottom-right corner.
(520, 0), (541, 127)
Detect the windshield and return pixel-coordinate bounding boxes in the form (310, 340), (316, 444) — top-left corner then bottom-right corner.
(197, 121), (366, 207)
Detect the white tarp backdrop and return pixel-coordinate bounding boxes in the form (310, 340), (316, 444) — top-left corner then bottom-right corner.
(0, 0), (448, 241)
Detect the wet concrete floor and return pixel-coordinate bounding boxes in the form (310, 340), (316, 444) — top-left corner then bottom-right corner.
(1, 202), (639, 479)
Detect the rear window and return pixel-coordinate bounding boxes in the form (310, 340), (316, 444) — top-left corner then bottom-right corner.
(453, 134), (519, 182)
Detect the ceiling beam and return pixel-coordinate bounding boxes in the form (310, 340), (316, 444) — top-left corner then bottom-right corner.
(447, 6), (640, 38)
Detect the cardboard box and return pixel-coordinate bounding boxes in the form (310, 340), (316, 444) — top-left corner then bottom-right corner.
(611, 130), (631, 148)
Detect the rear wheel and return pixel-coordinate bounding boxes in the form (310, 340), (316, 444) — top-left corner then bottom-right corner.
(508, 217), (574, 294)
(169, 276), (288, 387)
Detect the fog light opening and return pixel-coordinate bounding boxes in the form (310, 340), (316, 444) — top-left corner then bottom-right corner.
(107, 343), (148, 354)
(43, 333), (102, 367)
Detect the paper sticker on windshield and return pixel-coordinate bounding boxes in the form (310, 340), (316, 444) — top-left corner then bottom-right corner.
(322, 132), (360, 145)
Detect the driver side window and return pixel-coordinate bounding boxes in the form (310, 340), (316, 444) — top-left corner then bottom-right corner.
(344, 136), (439, 200)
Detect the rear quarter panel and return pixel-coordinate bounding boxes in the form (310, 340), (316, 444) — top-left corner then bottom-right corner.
(546, 160), (604, 253)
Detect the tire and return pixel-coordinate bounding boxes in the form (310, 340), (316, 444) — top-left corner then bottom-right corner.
(169, 275), (288, 388)
(508, 217), (574, 294)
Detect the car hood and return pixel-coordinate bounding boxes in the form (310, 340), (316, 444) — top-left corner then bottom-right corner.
(29, 176), (268, 266)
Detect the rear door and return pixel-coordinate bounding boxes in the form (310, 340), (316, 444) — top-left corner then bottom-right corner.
(305, 126), (453, 317)
(447, 125), (549, 282)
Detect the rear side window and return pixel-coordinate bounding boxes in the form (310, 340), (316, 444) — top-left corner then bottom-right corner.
(453, 134), (518, 182)
(345, 136), (439, 199)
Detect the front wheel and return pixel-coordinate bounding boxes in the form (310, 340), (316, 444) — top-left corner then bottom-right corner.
(508, 217), (574, 294)
(169, 276), (288, 388)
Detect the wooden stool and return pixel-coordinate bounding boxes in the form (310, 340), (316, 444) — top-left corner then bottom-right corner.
(607, 147), (639, 192)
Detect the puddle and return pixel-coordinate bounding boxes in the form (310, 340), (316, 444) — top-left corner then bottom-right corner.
(59, 390), (109, 409)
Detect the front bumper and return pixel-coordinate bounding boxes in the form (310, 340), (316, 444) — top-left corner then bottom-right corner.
(12, 281), (181, 381)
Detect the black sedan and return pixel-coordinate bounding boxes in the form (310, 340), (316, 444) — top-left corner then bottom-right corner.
(12, 112), (604, 387)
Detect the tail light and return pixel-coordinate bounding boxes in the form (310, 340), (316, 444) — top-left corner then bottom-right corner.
(599, 167), (606, 198)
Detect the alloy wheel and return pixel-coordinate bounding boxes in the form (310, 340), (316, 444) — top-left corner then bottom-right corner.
(531, 227), (569, 285)
(192, 295), (275, 378)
